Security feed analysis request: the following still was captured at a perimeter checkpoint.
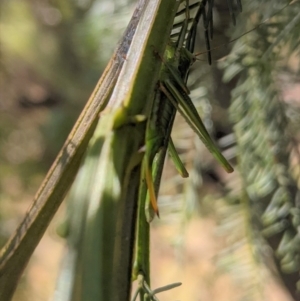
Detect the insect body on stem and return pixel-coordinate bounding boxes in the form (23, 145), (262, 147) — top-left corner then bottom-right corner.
(133, 1), (234, 296)
(132, 2), (201, 294)
(143, 4), (234, 220)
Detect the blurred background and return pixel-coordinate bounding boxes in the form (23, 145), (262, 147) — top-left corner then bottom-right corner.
(0, 0), (299, 300)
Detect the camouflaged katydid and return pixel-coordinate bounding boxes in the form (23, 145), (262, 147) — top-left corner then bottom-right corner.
(132, 0), (198, 286)
(143, 1), (234, 219)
